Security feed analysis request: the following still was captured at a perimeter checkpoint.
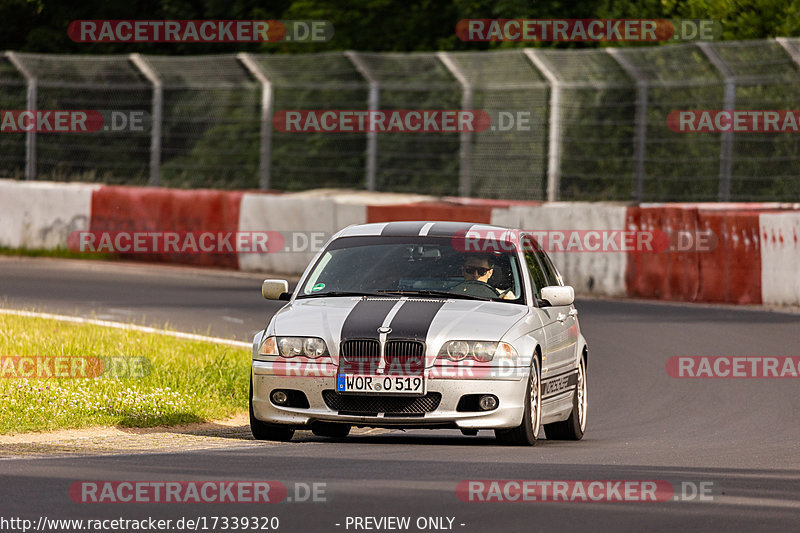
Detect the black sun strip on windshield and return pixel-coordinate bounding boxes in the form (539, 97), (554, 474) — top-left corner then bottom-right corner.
(426, 221), (477, 237)
(380, 221), (429, 237)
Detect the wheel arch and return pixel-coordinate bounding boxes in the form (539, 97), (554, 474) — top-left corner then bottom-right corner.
(577, 333), (588, 368)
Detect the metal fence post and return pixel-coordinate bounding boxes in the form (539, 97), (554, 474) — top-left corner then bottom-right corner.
(607, 48), (647, 203)
(345, 51), (379, 192)
(437, 51), (473, 197)
(697, 43), (734, 202)
(776, 37), (800, 66)
(130, 53), (162, 187)
(6, 52), (36, 180)
(524, 49), (562, 202)
(238, 53), (273, 191)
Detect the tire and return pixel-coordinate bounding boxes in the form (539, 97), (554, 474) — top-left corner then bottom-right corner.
(544, 355), (587, 440)
(311, 422), (351, 438)
(495, 357), (541, 446)
(249, 377), (294, 442)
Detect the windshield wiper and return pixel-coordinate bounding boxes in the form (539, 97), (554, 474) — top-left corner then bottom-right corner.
(376, 289), (491, 301)
(297, 291), (381, 299)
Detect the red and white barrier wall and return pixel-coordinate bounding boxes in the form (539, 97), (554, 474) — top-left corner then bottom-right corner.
(0, 179), (797, 307)
(237, 193), (365, 274)
(761, 212), (800, 306)
(496, 203), (629, 297)
(0, 180), (99, 249)
(89, 185), (244, 269)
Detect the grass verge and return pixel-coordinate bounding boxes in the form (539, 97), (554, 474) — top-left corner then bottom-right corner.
(0, 314), (250, 434)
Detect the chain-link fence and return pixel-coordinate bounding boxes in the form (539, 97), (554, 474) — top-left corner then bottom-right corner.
(2, 40), (800, 201)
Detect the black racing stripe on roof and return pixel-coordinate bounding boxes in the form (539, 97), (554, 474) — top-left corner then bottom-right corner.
(340, 299), (398, 340)
(426, 222), (476, 236)
(386, 300), (446, 342)
(380, 222), (429, 236)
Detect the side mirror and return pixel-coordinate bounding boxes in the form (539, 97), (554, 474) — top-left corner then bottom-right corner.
(540, 285), (574, 307)
(262, 279), (289, 300)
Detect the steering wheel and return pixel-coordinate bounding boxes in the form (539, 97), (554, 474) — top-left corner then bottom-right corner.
(450, 280), (499, 299)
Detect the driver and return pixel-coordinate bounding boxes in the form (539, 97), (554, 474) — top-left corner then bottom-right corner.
(462, 253), (516, 300)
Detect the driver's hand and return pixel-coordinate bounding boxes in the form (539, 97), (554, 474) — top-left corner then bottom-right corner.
(498, 288), (516, 300)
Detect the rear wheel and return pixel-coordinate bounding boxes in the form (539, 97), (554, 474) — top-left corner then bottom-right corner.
(249, 377), (294, 442)
(544, 355), (587, 440)
(495, 357), (541, 446)
(311, 422), (351, 438)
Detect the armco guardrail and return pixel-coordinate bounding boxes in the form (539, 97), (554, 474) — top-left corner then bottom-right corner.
(0, 179), (798, 306)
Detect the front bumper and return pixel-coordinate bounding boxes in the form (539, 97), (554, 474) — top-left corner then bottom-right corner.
(251, 360), (528, 430)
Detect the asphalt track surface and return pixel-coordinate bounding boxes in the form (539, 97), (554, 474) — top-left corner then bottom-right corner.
(1, 256), (799, 532)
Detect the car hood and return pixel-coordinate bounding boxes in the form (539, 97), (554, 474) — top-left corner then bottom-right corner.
(269, 296), (529, 361)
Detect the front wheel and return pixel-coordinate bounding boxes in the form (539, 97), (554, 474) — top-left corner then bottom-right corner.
(544, 355), (587, 440)
(495, 357), (541, 446)
(249, 377), (294, 442)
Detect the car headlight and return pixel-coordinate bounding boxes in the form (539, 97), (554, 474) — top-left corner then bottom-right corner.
(446, 340), (470, 361)
(256, 336), (329, 360)
(278, 337), (304, 358)
(437, 341), (517, 362)
(303, 337), (327, 358)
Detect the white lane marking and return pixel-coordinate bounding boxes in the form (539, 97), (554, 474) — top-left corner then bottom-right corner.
(0, 309), (250, 349)
(222, 316), (245, 324)
(418, 222), (435, 236)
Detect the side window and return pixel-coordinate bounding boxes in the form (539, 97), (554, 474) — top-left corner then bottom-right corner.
(522, 237), (548, 300)
(538, 250), (562, 287)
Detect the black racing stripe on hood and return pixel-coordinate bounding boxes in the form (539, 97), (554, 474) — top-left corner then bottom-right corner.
(386, 300), (446, 341)
(340, 299), (398, 340)
(426, 221), (475, 236)
(380, 221), (428, 236)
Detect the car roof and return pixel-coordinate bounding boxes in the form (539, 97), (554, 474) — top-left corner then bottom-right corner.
(337, 221), (514, 238)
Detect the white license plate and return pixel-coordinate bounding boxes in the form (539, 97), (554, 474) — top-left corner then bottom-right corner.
(336, 374), (425, 395)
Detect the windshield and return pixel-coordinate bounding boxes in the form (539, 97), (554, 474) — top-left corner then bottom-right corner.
(298, 235), (524, 303)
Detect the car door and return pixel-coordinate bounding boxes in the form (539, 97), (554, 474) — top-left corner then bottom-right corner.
(538, 249), (579, 373)
(521, 237), (577, 377)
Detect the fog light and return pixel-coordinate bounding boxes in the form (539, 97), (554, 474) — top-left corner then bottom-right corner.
(271, 390), (289, 405)
(478, 395), (498, 411)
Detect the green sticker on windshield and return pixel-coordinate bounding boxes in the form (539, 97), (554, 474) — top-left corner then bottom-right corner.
(311, 283), (325, 292)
